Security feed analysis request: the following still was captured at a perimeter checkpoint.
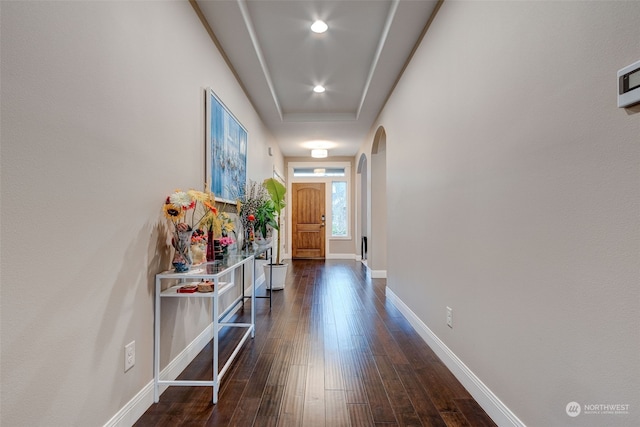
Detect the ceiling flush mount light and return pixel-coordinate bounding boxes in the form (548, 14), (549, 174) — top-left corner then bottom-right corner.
(311, 149), (328, 158)
(310, 20), (328, 34)
(313, 85), (325, 93)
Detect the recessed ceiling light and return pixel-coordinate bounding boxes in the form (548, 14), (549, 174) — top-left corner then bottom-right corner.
(311, 20), (328, 34)
(311, 149), (328, 158)
(313, 85), (326, 93)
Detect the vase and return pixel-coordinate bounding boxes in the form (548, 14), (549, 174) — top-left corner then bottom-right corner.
(241, 224), (255, 252)
(213, 239), (224, 260)
(236, 228), (244, 253)
(206, 230), (215, 262)
(172, 229), (194, 272)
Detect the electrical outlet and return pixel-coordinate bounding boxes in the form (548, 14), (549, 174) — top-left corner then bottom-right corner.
(125, 341), (135, 372)
(446, 306), (453, 328)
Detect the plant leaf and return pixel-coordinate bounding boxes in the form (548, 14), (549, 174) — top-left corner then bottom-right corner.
(263, 178), (286, 213)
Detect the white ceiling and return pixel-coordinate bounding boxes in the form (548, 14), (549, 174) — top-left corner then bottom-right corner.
(195, 0), (440, 158)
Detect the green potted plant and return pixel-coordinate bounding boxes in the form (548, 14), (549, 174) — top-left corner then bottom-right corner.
(254, 199), (277, 247)
(262, 177), (287, 289)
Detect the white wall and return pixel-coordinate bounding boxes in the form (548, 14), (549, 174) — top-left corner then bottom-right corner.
(0, 1), (282, 425)
(370, 1), (640, 426)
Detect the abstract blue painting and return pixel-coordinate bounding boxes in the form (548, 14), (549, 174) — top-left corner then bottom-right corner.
(206, 88), (247, 202)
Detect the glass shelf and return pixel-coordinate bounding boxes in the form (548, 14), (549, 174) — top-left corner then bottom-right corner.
(159, 282), (232, 298)
(157, 247), (271, 280)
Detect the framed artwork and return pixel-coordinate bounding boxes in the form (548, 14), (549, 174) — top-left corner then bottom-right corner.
(205, 88), (247, 203)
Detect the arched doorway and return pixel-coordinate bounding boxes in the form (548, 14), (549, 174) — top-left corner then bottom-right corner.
(357, 153), (368, 262)
(370, 126), (387, 278)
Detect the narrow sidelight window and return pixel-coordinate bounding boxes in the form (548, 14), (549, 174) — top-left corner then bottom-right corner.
(332, 181), (348, 237)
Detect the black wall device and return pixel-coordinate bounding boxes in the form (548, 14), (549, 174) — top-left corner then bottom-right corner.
(618, 60), (640, 108)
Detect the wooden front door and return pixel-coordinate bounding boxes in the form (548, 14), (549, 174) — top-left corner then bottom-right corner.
(292, 182), (325, 259)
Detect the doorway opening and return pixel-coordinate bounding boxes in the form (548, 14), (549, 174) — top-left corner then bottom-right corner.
(357, 153), (368, 264)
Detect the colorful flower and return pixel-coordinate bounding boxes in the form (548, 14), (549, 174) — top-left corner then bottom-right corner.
(191, 228), (207, 244)
(163, 203), (184, 221)
(188, 190), (209, 203)
(219, 236), (234, 247)
(204, 201), (218, 216)
(169, 191), (193, 209)
(221, 214), (235, 233)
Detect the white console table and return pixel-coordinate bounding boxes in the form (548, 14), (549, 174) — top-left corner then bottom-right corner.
(154, 254), (256, 404)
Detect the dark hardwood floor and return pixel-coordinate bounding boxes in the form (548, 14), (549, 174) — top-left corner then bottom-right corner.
(135, 260), (496, 427)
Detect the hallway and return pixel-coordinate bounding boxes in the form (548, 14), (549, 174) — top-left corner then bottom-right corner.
(136, 260), (495, 426)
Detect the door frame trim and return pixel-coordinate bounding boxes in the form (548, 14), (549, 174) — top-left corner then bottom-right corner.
(287, 161), (352, 260)
(291, 182), (326, 259)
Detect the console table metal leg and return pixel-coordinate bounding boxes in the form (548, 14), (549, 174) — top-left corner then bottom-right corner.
(269, 249), (273, 309)
(212, 277), (219, 404)
(251, 257), (256, 337)
(154, 277), (160, 403)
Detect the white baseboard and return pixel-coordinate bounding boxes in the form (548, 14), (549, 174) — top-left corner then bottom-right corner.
(370, 269), (387, 278)
(326, 253), (357, 260)
(255, 272), (265, 290)
(103, 324), (214, 427)
(278, 253), (357, 260)
(385, 287), (525, 427)
(360, 259), (386, 278)
(280, 253), (358, 261)
(105, 283), (257, 427)
(103, 377), (155, 427)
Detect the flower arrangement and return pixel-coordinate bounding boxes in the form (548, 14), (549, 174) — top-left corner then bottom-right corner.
(236, 180), (273, 249)
(218, 236), (235, 248)
(199, 198), (236, 260)
(163, 189), (217, 231)
(191, 228), (207, 245)
(163, 189), (217, 271)
(237, 180), (268, 229)
(202, 210), (235, 238)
